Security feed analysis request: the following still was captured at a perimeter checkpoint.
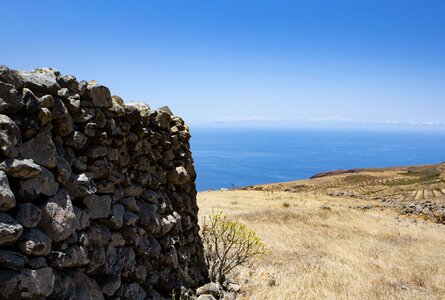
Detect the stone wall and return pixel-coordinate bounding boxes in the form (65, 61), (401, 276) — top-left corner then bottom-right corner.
(0, 66), (207, 299)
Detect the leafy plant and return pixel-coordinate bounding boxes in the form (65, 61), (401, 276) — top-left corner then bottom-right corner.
(201, 211), (267, 283)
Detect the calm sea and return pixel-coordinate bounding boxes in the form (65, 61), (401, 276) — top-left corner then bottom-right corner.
(190, 128), (445, 191)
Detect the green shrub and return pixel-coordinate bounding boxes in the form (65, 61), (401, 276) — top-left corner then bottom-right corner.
(201, 211), (267, 283)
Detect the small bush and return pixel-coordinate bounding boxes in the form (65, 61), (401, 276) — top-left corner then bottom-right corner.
(282, 201), (290, 208)
(201, 211), (267, 283)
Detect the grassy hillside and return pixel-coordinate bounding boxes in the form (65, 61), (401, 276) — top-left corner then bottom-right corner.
(197, 164), (445, 299)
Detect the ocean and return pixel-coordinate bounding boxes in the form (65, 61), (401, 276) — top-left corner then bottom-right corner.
(190, 127), (445, 191)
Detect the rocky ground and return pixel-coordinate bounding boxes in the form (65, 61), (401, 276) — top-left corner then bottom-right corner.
(245, 162), (445, 224)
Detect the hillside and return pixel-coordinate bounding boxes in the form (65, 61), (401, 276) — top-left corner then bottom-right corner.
(197, 163), (445, 299)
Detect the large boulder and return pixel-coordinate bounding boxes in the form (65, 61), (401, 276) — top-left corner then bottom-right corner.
(0, 267), (55, 299)
(0, 114), (22, 158)
(0, 212), (23, 246)
(15, 67), (61, 94)
(38, 189), (77, 242)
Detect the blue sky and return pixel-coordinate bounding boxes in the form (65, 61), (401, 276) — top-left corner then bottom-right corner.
(2, 0), (444, 129)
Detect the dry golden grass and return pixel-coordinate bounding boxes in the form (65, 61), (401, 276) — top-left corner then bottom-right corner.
(197, 190), (445, 300)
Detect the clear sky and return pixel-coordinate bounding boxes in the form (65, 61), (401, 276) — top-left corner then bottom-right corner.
(2, 0), (444, 129)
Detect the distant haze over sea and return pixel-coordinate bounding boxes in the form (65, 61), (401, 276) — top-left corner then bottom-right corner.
(191, 127), (445, 191)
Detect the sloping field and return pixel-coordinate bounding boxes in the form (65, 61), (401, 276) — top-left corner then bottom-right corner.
(197, 165), (445, 299)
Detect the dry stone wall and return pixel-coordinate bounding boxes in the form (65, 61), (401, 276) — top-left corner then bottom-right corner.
(0, 66), (207, 299)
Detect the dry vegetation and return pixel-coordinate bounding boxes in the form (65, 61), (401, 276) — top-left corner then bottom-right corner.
(197, 189), (445, 300)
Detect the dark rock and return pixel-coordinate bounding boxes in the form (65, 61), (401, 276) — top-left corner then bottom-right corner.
(168, 166), (190, 185)
(0, 212), (23, 246)
(50, 271), (76, 300)
(119, 282), (147, 300)
(99, 274), (121, 297)
(39, 189), (77, 242)
(21, 126), (57, 168)
(0, 158), (42, 179)
(0, 249), (28, 271)
(0, 171), (16, 211)
(0, 114), (22, 157)
(0, 65), (24, 89)
(64, 130), (88, 149)
(84, 194), (111, 219)
(22, 88), (41, 113)
(20, 166), (59, 197)
(16, 67), (61, 93)
(68, 270), (105, 300)
(49, 245), (90, 268)
(0, 82), (24, 114)
(17, 203), (42, 228)
(58, 75), (79, 92)
(28, 256), (47, 269)
(65, 172), (97, 199)
(18, 228), (52, 256)
(0, 267), (55, 299)
(83, 83), (112, 108)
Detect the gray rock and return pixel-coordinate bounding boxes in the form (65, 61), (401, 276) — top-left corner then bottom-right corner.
(0, 171), (16, 211)
(0, 212), (23, 246)
(50, 271), (76, 300)
(0, 249), (28, 271)
(0, 82), (24, 113)
(17, 203), (42, 228)
(16, 67), (61, 93)
(20, 166), (59, 197)
(84, 83), (112, 108)
(21, 127), (57, 168)
(0, 267), (55, 299)
(196, 283), (224, 298)
(49, 245), (90, 268)
(197, 295), (217, 300)
(69, 270), (105, 300)
(65, 172), (97, 199)
(84, 194), (111, 219)
(119, 282), (147, 300)
(58, 74), (79, 92)
(39, 189), (77, 242)
(0, 114), (22, 158)
(18, 228), (52, 256)
(0, 158), (42, 179)
(0, 65), (24, 89)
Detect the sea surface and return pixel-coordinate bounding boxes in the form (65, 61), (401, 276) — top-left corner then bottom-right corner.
(190, 127), (445, 191)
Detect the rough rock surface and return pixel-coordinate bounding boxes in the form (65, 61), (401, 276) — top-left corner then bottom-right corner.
(0, 66), (207, 299)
